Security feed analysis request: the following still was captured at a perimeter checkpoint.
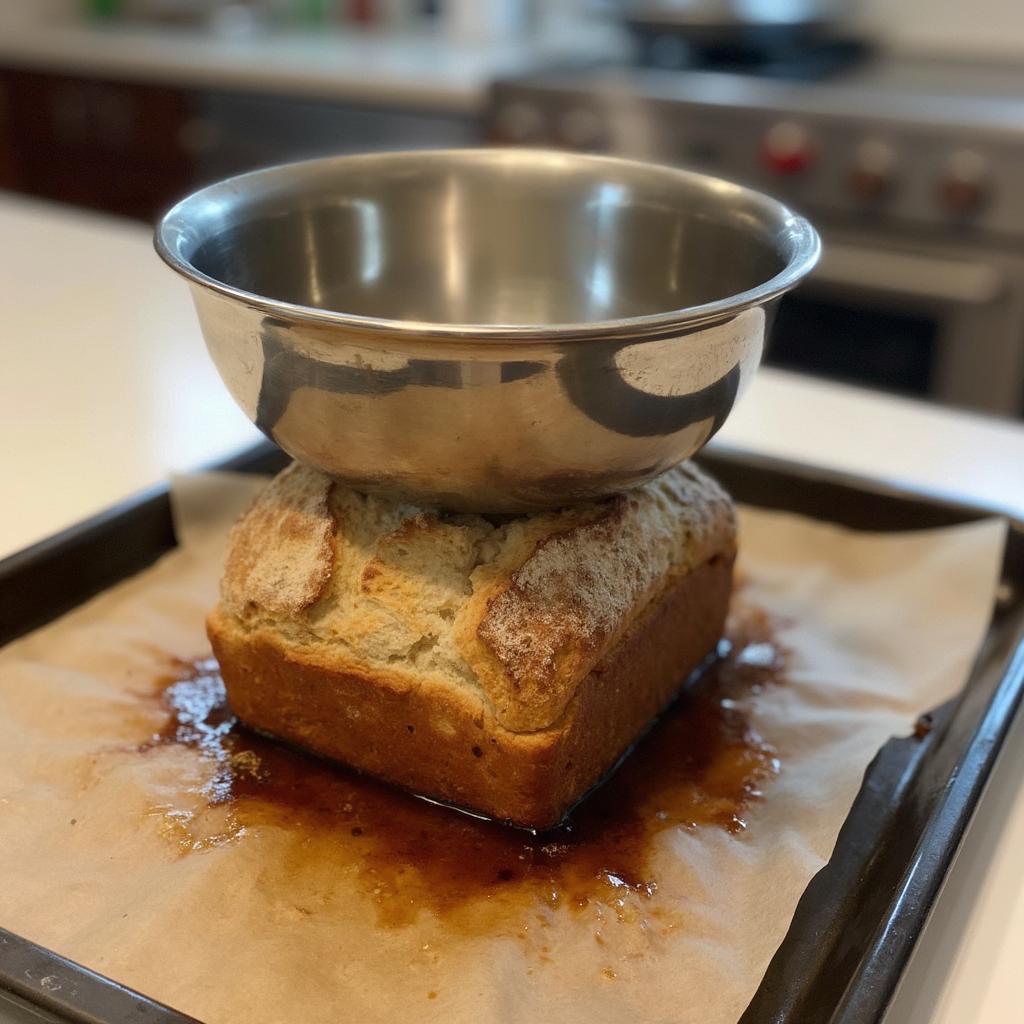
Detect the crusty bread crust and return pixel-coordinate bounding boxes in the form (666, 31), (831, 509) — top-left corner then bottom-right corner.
(217, 462), (735, 733)
(222, 462), (336, 617)
(209, 555), (733, 829)
(210, 461), (736, 828)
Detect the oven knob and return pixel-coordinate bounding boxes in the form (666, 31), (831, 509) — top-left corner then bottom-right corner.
(761, 121), (815, 175)
(848, 139), (895, 201)
(559, 108), (603, 150)
(938, 149), (990, 215)
(494, 101), (544, 144)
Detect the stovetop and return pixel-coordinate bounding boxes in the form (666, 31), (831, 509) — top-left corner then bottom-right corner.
(507, 54), (1024, 134)
(488, 53), (1024, 237)
(628, 31), (872, 81)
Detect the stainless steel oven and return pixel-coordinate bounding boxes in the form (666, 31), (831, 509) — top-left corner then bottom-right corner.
(487, 55), (1024, 417)
(772, 229), (1024, 413)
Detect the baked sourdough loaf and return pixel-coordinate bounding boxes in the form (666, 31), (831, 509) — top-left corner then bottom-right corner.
(208, 461), (736, 829)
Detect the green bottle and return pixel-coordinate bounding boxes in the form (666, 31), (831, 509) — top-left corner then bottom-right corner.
(86, 0), (122, 20)
(298, 0), (330, 25)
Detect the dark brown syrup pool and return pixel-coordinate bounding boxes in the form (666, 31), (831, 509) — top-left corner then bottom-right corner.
(140, 605), (786, 929)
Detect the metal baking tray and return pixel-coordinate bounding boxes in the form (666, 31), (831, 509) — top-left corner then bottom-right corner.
(2, 443), (1022, 1024)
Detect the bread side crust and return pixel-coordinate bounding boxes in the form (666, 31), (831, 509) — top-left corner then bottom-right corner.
(218, 461), (735, 734)
(209, 554), (733, 829)
(221, 462), (335, 617)
(463, 464), (735, 730)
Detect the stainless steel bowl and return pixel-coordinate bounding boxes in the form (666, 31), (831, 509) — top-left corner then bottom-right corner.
(155, 148), (819, 511)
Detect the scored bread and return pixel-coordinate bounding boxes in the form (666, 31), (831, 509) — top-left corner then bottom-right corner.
(208, 461), (736, 829)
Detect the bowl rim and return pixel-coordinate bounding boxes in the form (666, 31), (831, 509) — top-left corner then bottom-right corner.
(154, 147), (821, 342)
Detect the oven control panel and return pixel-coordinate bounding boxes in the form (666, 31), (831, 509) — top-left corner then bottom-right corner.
(487, 78), (1024, 240)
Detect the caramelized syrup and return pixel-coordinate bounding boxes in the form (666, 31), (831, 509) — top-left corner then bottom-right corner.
(139, 605), (785, 929)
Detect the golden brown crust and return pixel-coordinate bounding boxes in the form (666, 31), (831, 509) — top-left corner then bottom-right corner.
(468, 468), (734, 730)
(221, 463), (335, 618)
(209, 555), (734, 829)
(218, 461), (735, 734)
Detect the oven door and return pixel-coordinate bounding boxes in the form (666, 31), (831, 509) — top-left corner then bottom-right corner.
(769, 233), (1024, 416)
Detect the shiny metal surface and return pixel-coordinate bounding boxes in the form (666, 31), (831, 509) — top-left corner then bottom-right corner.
(155, 148), (818, 510)
(622, 0), (839, 31)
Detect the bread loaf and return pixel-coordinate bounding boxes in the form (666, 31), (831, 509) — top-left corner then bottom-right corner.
(208, 461), (736, 829)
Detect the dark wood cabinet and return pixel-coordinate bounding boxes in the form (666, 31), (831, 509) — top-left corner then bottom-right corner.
(1, 69), (193, 221)
(0, 66), (478, 222)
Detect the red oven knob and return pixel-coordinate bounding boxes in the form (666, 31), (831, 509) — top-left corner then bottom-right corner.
(938, 149), (990, 215)
(761, 121), (815, 175)
(848, 139), (895, 201)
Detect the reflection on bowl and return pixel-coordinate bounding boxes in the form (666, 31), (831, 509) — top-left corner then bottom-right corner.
(156, 148), (819, 511)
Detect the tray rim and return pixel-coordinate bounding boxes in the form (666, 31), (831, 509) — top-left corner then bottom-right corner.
(2, 442), (1021, 603)
(4, 440), (1023, 575)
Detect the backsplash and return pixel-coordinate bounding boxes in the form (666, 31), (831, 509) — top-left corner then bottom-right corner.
(855, 0), (1024, 58)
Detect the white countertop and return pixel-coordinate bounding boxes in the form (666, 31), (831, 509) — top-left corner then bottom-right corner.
(1, 192), (1023, 1021)
(0, 19), (619, 113)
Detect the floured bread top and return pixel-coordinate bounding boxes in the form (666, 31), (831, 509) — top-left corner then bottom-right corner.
(219, 463), (735, 733)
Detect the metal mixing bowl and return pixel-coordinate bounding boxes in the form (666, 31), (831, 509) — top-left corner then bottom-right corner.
(155, 148), (819, 511)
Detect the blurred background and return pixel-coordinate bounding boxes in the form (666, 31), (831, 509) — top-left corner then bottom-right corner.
(1, 0), (1023, 418)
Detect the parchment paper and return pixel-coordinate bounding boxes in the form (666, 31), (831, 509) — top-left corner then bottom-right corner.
(0, 471), (1007, 1024)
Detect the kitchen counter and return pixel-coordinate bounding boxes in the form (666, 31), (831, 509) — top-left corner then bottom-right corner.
(1, 191), (1023, 1022)
(0, 18), (621, 113)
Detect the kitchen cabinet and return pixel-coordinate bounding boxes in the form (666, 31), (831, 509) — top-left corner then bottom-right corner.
(0, 66), (478, 221)
(1, 68), (192, 220)
(0, 76), (22, 191)
(186, 89), (477, 184)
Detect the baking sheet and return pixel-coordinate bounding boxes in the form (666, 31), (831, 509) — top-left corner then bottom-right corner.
(0, 470), (1008, 1024)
